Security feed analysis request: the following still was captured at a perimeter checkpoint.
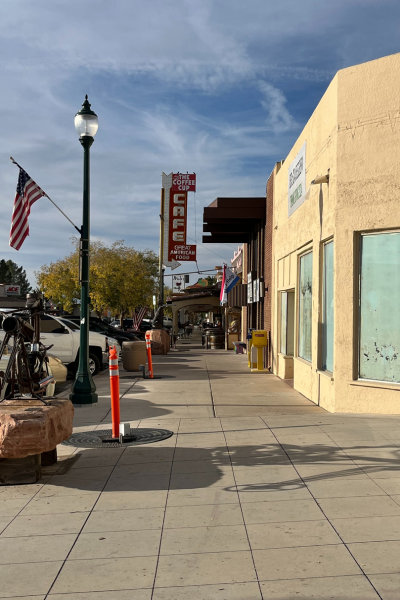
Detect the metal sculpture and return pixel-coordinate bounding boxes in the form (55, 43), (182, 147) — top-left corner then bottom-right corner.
(0, 293), (54, 404)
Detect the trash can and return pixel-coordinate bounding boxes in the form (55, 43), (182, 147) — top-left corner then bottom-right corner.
(122, 341), (147, 371)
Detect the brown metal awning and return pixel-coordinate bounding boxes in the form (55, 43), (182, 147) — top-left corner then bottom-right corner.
(202, 197), (266, 244)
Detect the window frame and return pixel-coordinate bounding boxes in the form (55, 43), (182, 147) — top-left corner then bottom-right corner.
(297, 249), (313, 363)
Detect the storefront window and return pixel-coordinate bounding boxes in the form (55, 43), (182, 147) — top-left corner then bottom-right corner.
(322, 241), (334, 372)
(298, 252), (313, 362)
(359, 232), (400, 383)
(280, 292), (287, 355)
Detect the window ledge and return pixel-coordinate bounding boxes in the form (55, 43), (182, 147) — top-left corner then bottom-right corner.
(294, 356), (312, 368)
(350, 380), (400, 392)
(316, 369), (334, 381)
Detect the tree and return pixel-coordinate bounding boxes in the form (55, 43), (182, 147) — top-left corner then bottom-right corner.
(206, 275), (217, 286)
(35, 239), (158, 318)
(0, 259), (31, 295)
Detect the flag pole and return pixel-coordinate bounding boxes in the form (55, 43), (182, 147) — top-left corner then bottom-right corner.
(10, 157), (81, 235)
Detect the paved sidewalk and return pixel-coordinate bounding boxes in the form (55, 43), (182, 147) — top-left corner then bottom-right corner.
(1, 330), (400, 598)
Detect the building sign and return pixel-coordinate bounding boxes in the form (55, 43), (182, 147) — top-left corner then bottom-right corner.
(288, 142), (307, 217)
(172, 173), (196, 192)
(170, 244), (197, 262)
(172, 275), (184, 293)
(5, 285), (21, 296)
(253, 278), (260, 303)
(247, 272), (254, 304)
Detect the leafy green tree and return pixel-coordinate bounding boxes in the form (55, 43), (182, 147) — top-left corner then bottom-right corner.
(0, 259), (31, 295)
(35, 240), (158, 319)
(206, 275), (217, 286)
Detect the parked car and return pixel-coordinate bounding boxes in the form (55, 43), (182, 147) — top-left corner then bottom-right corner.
(66, 316), (140, 345)
(0, 312), (120, 376)
(110, 318), (152, 335)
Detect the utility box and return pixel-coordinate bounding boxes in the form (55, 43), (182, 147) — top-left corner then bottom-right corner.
(122, 341), (146, 371)
(251, 330), (268, 348)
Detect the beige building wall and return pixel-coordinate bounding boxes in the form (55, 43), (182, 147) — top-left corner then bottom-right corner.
(272, 52), (400, 413)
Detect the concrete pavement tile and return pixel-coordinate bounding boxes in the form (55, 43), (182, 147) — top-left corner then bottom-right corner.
(73, 448), (124, 459)
(0, 483), (44, 499)
(171, 459), (232, 474)
(305, 478), (387, 498)
(50, 466), (114, 481)
(229, 453), (291, 467)
(49, 591), (151, 600)
(0, 497), (30, 517)
(253, 544), (361, 580)
(103, 474), (170, 492)
(160, 524), (250, 554)
(260, 575), (380, 599)
(295, 463), (368, 480)
(70, 454), (123, 469)
(0, 561), (62, 597)
(170, 470), (236, 489)
(51, 556), (157, 593)
(152, 582), (262, 600)
(95, 490), (168, 510)
(317, 495), (400, 519)
(118, 447), (175, 464)
(278, 434), (335, 445)
(220, 417), (268, 431)
(167, 486), (239, 507)
(155, 550), (257, 587)
(233, 465), (300, 486)
(176, 433), (226, 445)
(348, 540), (400, 574)
(173, 447), (229, 461)
(238, 484), (312, 503)
(165, 503), (244, 528)
(247, 519), (340, 549)
(35, 483), (104, 497)
(0, 516), (13, 534)
(369, 573), (400, 599)
(69, 528), (161, 559)
(0, 533), (76, 564)
(20, 492), (100, 515)
(241, 499), (324, 524)
(1, 511), (89, 537)
(110, 461), (172, 476)
(371, 478), (400, 495)
(363, 466), (400, 479)
(331, 515), (400, 542)
(84, 507), (164, 532)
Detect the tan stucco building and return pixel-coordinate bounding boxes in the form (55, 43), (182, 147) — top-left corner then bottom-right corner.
(272, 52), (400, 413)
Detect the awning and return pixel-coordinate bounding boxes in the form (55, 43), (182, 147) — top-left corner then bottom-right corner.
(202, 197), (266, 244)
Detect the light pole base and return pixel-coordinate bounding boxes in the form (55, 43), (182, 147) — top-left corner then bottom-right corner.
(69, 373), (98, 405)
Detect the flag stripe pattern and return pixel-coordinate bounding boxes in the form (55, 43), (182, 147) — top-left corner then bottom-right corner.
(10, 168), (45, 250)
(132, 307), (148, 330)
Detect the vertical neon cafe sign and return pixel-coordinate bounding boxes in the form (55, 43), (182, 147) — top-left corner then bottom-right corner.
(168, 174), (197, 262)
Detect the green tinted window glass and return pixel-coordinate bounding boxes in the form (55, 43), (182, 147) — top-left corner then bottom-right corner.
(298, 252), (313, 362)
(359, 233), (400, 382)
(322, 241), (334, 372)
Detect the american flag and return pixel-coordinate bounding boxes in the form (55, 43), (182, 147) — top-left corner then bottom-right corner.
(132, 307), (148, 330)
(9, 167), (45, 250)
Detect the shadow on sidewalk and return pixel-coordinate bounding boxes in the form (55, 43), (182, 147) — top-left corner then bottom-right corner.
(47, 441), (400, 493)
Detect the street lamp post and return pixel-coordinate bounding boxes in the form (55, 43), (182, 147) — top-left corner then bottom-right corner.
(70, 95), (98, 405)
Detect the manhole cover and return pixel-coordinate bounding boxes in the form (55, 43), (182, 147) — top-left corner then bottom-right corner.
(61, 428), (174, 448)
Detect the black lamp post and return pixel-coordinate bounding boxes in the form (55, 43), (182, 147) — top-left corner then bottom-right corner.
(70, 95), (98, 405)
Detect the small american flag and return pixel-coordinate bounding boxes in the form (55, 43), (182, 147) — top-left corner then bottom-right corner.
(9, 167), (45, 250)
(132, 307), (148, 330)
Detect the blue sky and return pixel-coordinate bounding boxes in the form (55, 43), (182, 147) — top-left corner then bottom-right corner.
(0, 0), (399, 287)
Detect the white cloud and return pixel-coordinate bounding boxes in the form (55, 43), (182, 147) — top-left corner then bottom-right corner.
(258, 81), (296, 132)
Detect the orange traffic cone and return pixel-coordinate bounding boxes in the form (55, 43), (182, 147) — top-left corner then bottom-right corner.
(109, 345), (120, 438)
(145, 331), (154, 379)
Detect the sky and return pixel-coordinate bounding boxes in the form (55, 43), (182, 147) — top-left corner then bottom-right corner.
(0, 0), (399, 288)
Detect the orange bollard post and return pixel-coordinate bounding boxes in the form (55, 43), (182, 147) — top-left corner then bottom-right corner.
(109, 345), (120, 438)
(145, 331), (154, 379)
